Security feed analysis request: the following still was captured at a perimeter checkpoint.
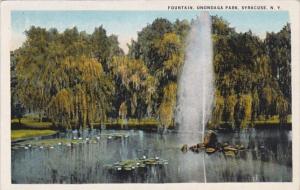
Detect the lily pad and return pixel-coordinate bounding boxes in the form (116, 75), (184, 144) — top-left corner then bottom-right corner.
(206, 147), (216, 154)
(224, 150), (236, 157)
(124, 167), (132, 171)
(107, 157), (167, 172)
(223, 146), (238, 152)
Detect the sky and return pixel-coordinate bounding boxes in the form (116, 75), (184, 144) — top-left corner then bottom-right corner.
(11, 11), (289, 53)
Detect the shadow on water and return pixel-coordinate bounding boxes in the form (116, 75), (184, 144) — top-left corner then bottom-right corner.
(11, 128), (292, 183)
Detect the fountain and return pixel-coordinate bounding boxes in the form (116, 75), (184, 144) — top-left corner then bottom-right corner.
(176, 11), (214, 142)
(176, 12), (214, 183)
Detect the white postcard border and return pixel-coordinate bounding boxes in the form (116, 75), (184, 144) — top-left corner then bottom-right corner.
(1, 1), (299, 190)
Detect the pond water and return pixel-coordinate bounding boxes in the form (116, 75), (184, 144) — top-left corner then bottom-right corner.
(11, 128), (292, 183)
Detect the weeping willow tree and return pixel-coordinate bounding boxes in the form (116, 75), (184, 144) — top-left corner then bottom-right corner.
(211, 90), (224, 128)
(13, 26), (117, 129)
(128, 21), (185, 128)
(234, 94), (253, 128)
(223, 93), (237, 126)
(14, 28), (53, 121)
(46, 56), (114, 129)
(110, 56), (157, 119)
(11, 17), (291, 130)
(154, 33), (184, 129)
(14, 29), (114, 129)
(276, 94), (289, 124)
(158, 82), (177, 129)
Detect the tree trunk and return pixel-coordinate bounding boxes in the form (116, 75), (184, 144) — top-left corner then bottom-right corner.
(78, 110), (83, 130)
(39, 113), (42, 122)
(18, 118), (21, 128)
(86, 112), (91, 129)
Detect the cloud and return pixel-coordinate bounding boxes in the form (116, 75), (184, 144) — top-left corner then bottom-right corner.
(11, 31), (26, 50)
(117, 33), (137, 54)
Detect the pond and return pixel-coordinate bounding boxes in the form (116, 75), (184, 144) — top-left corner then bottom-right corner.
(11, 128), (292, 183)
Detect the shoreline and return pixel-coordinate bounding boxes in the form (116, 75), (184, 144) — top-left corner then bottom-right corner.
(11, 122), (291, 142)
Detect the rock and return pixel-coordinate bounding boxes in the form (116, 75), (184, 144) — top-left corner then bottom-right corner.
(224, 150), (236, 157)
(222, 142), (229, 148)
(196, 143), (205, 149)
(223, 146), (238, 152)
(203, 130), (218, 147)
(189, 145), (197, 152)
(181, 144), (188, 152)
(236, 144), (245, 150)
(205, 147), (216, 154)
(139, 164), (146, 168)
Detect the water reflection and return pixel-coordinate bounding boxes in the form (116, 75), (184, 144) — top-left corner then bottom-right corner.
(12, 128), (292, 183)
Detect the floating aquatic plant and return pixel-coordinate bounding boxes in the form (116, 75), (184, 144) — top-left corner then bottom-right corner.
(11, 132), (131, 151)
(182, 142), (247, 157)
(106, 157), (168, 172)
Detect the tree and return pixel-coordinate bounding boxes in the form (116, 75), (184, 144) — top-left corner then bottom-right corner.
(12, 103), (26, 127)
(276, 94), (289, 124)
(110, 56), (157, 119)
(223, 93), (237, 126)
(12, 17), (291, 130)
(158, 82), (177, 129)
(211, 90), (224, 127)
(19, 54), (115, 129)
(266, 24), (291, 104)
(13, 27), (116, 129)
(234, 94), (252, 128)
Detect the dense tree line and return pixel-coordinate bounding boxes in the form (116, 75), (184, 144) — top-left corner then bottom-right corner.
(11, 16), (291, 130)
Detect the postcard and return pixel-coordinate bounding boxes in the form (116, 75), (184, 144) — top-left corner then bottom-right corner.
(0, 1), (299, 190)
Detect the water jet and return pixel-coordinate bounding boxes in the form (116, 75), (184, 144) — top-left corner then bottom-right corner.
(176, 11), (214, 183)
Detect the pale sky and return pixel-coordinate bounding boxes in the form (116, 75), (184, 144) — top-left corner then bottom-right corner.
(11, 11), (289, 53)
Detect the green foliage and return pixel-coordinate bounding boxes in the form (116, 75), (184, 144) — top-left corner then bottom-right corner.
(11, 117), (52, 129)
(110, 56), (157, 118)
(266, 24), (291, 104)
(234, 94), (252, 128)
(276, 95), (289, 124)
(11, 17), (291, 130)
(211, 90), (224, 127)
(11, 130), (57, 141)
(223, 94), (237, 125)
(211, 19), (291, 128)
(11, 103), (26, 125)
(158, 82), (177, 128)
(13, 27), (115, 129)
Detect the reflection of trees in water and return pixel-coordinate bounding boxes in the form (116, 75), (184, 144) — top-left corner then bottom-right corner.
(11, 129), (292, 183)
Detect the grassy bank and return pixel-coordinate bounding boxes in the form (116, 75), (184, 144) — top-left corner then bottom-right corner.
(11, 130), (57, 141)
(254, 115), (291, 125)
(11, 115), (291, 141)
(11, 118), (52, 129)
(11, 117), (56, 141)
(100, 115), (292, 129)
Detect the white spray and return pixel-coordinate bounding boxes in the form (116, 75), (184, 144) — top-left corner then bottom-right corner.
(176, 11), (214, 139)
(176, 12), (214, 182)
